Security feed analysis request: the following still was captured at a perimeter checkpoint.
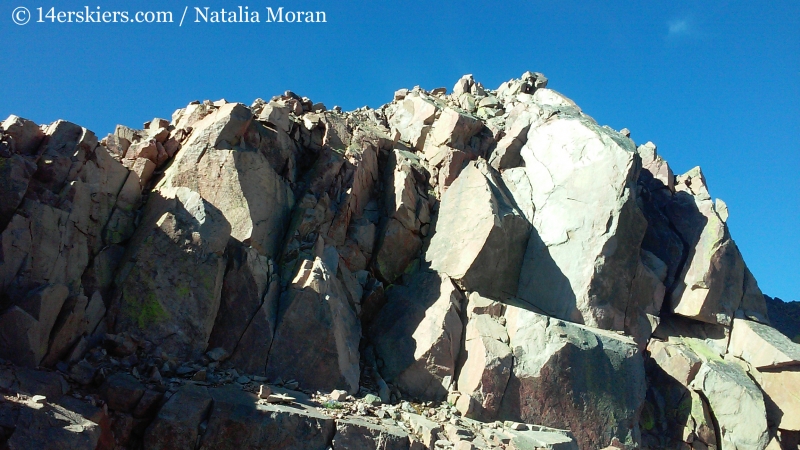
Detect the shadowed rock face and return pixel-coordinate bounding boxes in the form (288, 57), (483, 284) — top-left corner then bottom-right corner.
(0, 72), (780, 450)
(266, 257), (361, 394)
(370, 270), (464, 401)
(108, 187), (230, 361)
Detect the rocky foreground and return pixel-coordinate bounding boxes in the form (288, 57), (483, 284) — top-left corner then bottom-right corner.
(0, 72), (798, 450)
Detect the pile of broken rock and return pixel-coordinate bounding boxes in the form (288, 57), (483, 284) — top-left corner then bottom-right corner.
(0, 71), (797, 450)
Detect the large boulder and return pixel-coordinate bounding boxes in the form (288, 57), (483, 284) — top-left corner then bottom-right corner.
(265, 257), (361, 394)
(109, 187), (230, 360)
(332, 418), (410, 450)
(646, 336), (770, 450)
(428, 107), (483, 150)
(499, 305), (646, 449)
(389, 95), (438, 150)
(691, 358), (770, 449)
(198, 386), (336, 450)
(371, 270), (463, 401)
(488, 102), (539, 171)
(207, 242), (278, 374)
(426, 159), (530, 300)
(755, 368), (800, 431)
(729, 319), (800, 369)
(729, 319), (800, 432)
(515, 99), (647, 331)
(666, 167), (762, 326)
(641, 346), (718, 450)
(0, 284), (68, 367)
(157, 102), (295, 258)
(505, 427), (579, 450)
(143, 384), (213, 450)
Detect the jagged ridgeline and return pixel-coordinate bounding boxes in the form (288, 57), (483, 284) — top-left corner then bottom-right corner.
(0, 72), (797, 450)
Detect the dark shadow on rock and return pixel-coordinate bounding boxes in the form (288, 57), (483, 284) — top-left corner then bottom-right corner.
(662, 190), (708, 310)
(640, 352), (700, 449)
(515, 229), (581, 324)
(0, 365), (105, 449)
(107, 188), (230, 362)
(207, 238), (278, 375)
(229, 142), (294, 259)
(368, 268), (461, 401)
(764, 295), (800, 343)
(197, 385), (335, 450)
(637, 176), (687, 299)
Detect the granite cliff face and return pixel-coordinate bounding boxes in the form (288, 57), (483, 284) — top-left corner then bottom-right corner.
(0, 72), (797, 450)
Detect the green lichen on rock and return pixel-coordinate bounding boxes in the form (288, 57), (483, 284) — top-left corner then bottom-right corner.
(679, 337), (723, 362)
(124, 290), (169, 329)
(640, 400), (655, 431)
(176, 284), (190, 299)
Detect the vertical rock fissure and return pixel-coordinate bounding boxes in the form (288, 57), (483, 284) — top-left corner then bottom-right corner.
(450, 285), (470, 393)
(696, 389), (723, 450)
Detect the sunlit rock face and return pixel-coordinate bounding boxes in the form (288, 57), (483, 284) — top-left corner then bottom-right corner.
(0, 72), (778, 450)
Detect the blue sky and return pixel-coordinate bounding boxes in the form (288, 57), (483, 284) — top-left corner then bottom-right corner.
(1, 1), (798, 300)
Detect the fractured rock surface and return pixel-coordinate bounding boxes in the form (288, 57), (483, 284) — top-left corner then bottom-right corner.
(0, 71), (782, 450)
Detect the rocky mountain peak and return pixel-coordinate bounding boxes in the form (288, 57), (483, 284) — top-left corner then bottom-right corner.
(0, 72), (797, 449)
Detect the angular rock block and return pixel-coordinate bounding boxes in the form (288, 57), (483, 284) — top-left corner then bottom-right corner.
(691, 359), (769, 449)
(109, 186), (230, 360)
(757, 368), (800, 431)
(374, 150), (430, 283)
(426, 159), (530, 300)
(371, 271), (463, 401)
(207, 242), (278, 374)
(647, 336), (770, 450)
(389, 95), (437, 150)
(456, 295), (512, 421)
(0, 284), (68, 367)
(506, 427), (579, 450)
(429, 107), (483, 150)
(666, 167), (766, 326)
(198, 386), (336, 450)
(729, 319), (800, 432)
(515, 103), (647, 331)
(729, 318), (800, 370)
(266, 257), (361, 394)
(158, 102), (294, 259)
(499, 306), (646, 449)
(143, 384), (213, 450)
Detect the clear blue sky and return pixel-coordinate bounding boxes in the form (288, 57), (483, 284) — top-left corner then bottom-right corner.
(1, 1), (798, 300)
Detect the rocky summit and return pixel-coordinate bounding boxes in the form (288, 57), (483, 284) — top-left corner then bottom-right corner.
(0, 71), (797, 450)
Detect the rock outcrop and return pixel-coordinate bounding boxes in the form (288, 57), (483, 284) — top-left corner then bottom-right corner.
(265, 257), (361, 394)
(513, 93), (647, 332)
(371, 270), (464, 401)
(426, 160), (530, 300)
(0, 71), (786, 450)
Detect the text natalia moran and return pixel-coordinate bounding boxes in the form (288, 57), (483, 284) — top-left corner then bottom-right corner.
(194, 6), (327, 23)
